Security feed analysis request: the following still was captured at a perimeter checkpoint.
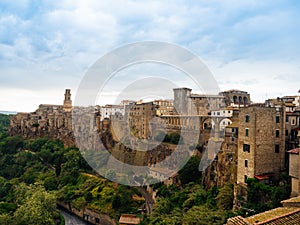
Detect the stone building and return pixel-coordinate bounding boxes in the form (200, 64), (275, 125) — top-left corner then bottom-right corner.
(173, 87), (225, 116)
(128, 101), (156, 139)
(219, 89), (251, 107)
(100, 104), (125, 121)
(288, 148), (300, 197)
(63, 89), (72, 112)
(153, 99), (174, 116)
(266, 96), (300, 150)
(236, 104), (286, 189)
(9, 89), (75, 146)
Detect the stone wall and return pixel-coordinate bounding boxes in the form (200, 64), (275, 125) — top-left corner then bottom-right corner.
(9, 104), (75, 146)
(237, 105), (286, 185)
(57, 201), (116, 225)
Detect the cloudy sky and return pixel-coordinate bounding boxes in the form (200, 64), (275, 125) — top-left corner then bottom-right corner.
(0, 0), (300, 112)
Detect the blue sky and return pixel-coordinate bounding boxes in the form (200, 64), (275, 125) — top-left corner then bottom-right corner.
(0, 0), (300, 111)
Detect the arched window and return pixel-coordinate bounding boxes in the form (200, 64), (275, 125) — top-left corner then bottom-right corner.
(233, 96), (238, 104)
(239, 96), (243, 104)
(243, 97), (248, 105)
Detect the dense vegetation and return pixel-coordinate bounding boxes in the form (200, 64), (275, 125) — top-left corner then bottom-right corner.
(0, 114), (292, 224)
(0, 133), (145, 223)
(239, 178), (290, 216)
(0, 114), (10, 133)
(145, 157), (234, 225)
(0, 114), (145, 224)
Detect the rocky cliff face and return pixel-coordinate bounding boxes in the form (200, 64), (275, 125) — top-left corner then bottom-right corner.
(9, 105), (75, 146)
(9, 105), (190, 171)
(202, 141), (238, 189)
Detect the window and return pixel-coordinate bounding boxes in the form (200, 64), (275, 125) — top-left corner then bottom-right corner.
(285, 130), (289, 136)
(245, 128), (249, 136)
(245, 115), (249, 123)
(276, 115), (280, 123)
(243, 144), (250, 152)
(244, 175), (248, 183)
(232, 128), (235, 132)
(275, 144), (280, 153)
(276, 129), (280, 138)
(245, 159), (248, 167)
(286, 116), (289, 123)
(233, 96), (238, 104)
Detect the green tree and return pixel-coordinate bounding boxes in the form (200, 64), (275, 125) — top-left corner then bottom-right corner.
(13, 183), (57, 225)
(0, 114), (10, 133)
(216, 184), (233, 210)
(182, 206), (225, 225)
(178, 156), (201, 185)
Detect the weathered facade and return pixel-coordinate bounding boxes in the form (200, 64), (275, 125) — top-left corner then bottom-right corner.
(9, 90), (75, 146)
(220, 89), (251, 107)
(288, 148), (300, 197)
(237, 104), (286, 187)
(128, 101), (156, 139)
(153, 99), (174, 116)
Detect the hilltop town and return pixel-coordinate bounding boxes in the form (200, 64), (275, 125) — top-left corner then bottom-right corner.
(8, 88), (300, 224)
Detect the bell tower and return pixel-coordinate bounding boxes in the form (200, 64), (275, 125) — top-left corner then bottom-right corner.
(63, 89), (72, 112)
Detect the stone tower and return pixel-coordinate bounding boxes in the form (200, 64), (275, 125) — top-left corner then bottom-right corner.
(237, 104), (286, 186)
(63, 89), (72, 112)
(173, 87), (192, 115)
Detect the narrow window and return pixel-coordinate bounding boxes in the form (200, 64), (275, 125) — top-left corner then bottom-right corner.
(245, 159), (248, 167)
(244, 175), (248, 183)
(276, 129), (280, 138)
(245, 115), (249, 123)
(275, 144), (280, 153)
(276, 115), (280, 123)
(245, 128), (249, 137)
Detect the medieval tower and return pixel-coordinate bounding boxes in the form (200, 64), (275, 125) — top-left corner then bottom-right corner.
(63, 89), (72, 112)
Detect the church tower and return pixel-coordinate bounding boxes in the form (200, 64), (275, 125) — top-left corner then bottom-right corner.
(63, 89), (72, 112)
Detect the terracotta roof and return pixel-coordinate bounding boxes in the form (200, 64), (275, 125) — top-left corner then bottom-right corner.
(228, 195), (300, 225)
(281, 196), (300, 207)
(287, 148), (300, 154)
(227, 216), (249, 225)
(254, 173), (275, 181)
(246, 207), (300, 225)
(119, 214), (141, 225)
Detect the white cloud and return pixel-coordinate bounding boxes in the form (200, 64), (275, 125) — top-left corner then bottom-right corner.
(0, 0), (299, 111)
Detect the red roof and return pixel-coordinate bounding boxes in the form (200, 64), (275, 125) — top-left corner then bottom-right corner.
(119, 214), (141, 225)
(288, 148), (300, 154)
(255, 173), (275, 180)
